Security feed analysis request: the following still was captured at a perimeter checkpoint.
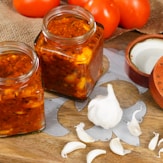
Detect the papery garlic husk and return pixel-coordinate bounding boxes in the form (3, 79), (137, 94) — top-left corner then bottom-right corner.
(75, 122), (95, 143)
(87, 84), (123, 129)
(86, 149), (106, 163)
(61, 141), (86, 158)
(148, 132), (159, 151)
(127, 109), (142, 137)
(109, 137), (131, 156)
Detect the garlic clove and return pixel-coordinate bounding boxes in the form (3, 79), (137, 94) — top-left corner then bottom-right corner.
(109, 137), (131, 156)
(75, 122), (95, 143)
(148, 132), (159, 151)
(127, 109), (142, 137)
(157, 148), (163, 158)
(86, 149), (106, 163)
(158, 138), (163, 147)
(61, 141), (86, 158)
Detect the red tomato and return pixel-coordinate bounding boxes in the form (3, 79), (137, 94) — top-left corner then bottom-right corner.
(84, 0), (120, 39)
(113, 0), (150, 29)
(68, 0), (88, 7)
(13, 0), (60, 18)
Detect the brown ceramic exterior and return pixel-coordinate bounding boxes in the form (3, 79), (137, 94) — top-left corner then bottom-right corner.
(125, 34), (163, 88)
(149, 56), (163, 108)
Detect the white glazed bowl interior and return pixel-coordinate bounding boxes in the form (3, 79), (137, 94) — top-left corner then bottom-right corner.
(130, 38), (163, 75)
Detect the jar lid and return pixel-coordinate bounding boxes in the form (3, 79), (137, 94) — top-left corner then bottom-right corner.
(149, 56), (163, 108)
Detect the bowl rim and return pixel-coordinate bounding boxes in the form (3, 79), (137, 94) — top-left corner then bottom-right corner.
(126, 34), (163, 77)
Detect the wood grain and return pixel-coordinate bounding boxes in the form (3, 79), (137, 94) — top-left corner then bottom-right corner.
(1, 31), (163, 163)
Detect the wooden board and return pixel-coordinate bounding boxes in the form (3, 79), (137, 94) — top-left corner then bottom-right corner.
(1, 32), (163, 163)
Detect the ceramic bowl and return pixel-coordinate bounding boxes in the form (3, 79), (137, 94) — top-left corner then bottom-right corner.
(125, 34), (163, 88)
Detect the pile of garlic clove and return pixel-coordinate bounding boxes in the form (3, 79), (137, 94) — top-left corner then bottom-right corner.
(61, 122), (107, 162)
(60, 83), (163, 161)
(60, 135), (132, 162)
(61, 121), (132, 163)
(60, 84), (140, 162)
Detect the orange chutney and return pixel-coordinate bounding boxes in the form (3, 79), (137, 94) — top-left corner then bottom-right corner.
(35, 5), (104, 100)
(0, 41), (45, 137)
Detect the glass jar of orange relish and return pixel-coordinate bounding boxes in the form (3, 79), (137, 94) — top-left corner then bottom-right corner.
(0, 41), (45, 137)
(34, 5), (104, 100)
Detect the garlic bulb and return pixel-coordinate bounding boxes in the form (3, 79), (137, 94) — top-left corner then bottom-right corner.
(87, 84), (123, 129)
(75, 122), (95, 143)
(109, 137), (131, 156)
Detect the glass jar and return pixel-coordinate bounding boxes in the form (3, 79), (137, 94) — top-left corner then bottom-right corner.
(0, 41), (45, 137)
(34, 5), (104, 100)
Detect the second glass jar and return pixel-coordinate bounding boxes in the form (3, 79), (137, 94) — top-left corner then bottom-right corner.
(0, 41), (45, 137)
(34, 5), (104, 100)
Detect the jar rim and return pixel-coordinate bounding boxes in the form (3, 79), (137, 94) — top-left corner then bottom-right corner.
(0, 41), (39, 84)
(42, 4), (96, 44)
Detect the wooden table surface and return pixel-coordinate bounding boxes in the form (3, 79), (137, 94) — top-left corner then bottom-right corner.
(1, 31), (163, 163)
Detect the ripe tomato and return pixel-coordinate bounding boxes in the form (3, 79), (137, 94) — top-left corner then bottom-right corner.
(84, 0), (120, 39)
(68, 0), (88, 7)
(13, 0), (60, 18)
(113, 0), (150, 29)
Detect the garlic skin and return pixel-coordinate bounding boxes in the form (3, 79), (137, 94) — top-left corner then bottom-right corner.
(75, 122), (95, 143)
(61, 141), (86, 158)
(86, 149), (106, 163)
(148, 132), (159, 151)
(109, 137), (131, 156)
(87, 84), (123, 129)
(127, 109), (142, 137)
